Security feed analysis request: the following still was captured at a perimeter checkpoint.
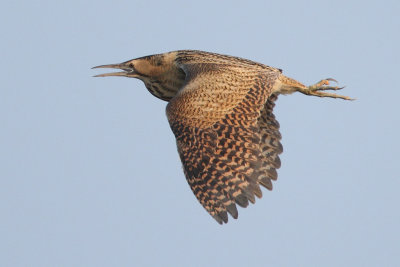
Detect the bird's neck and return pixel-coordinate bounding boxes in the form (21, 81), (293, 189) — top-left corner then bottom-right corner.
(142, 67), (186, 102)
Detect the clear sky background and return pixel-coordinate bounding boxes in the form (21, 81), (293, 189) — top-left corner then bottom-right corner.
(1, 0), (399, 266)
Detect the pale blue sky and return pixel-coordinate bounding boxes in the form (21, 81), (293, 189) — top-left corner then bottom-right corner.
(1, 0), (399, 266)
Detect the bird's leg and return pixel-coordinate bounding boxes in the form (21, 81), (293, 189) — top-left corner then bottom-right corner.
(297, 78), (354, 100)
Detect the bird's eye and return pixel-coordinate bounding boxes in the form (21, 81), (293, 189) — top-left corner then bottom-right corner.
(128, 63), (135, 72)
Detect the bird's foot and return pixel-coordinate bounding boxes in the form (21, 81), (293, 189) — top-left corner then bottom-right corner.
(298, 78), (354, 100)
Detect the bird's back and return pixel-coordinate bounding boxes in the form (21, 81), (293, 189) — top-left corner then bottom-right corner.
(174, 50), (281, 73)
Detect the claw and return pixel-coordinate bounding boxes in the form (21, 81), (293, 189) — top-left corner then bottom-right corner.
(325, 78), (338, 84)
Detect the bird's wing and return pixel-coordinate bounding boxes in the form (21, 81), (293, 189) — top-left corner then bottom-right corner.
(256, 94), (283, 190)
(166, 63), (282, 224)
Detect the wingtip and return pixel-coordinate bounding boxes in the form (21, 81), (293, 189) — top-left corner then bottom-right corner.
(213, 214), (224, 225)
(226, 203), (238, 219)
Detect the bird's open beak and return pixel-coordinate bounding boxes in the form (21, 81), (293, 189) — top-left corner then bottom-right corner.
(92, 63), (134, 77)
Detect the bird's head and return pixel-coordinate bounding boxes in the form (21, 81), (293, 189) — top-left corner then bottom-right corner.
(92, 55), (166, 80)
(92, 52), (186, 101)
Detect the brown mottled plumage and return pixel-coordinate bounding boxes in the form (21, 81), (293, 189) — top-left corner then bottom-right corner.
(93, 50), (352, 224)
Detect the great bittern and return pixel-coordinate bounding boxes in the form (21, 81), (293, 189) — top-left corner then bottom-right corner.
(93, 50), (352, 224)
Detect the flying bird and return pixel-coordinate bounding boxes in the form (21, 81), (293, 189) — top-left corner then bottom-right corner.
(93, 50), (352, 224)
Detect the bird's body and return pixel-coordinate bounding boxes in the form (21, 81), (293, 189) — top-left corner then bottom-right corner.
(93, 50), (351, 224)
